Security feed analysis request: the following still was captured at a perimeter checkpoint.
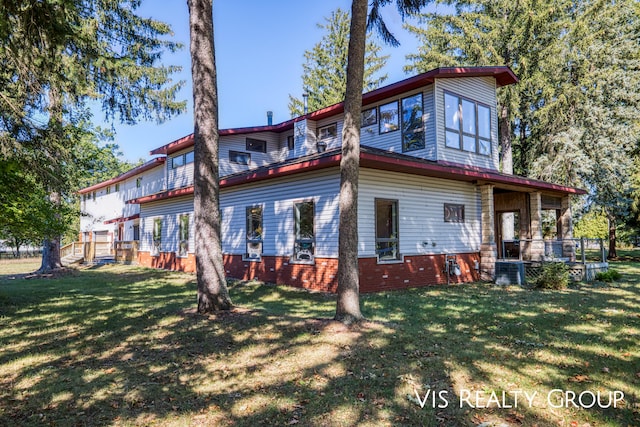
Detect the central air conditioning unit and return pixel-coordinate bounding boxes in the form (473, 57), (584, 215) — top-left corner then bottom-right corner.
(495, 261), (526, 286)
(246, 241), (262, 260)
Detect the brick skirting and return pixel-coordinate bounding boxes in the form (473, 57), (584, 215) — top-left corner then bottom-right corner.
(138, 251), (480, 293)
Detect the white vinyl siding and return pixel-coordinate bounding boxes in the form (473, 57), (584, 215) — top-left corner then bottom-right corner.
(167, 148), (195, 190)
(139, 196), (194, 254)
(434, 77), (499, 170)
(220, 168), (340, 258)
(219, 132), (287, 177)
(358, 168), (481, 257)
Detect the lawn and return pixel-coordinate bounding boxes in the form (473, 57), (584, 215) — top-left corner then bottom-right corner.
(0, 260), (638, 426)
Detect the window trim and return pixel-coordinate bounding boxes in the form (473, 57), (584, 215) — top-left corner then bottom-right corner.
(246, 138), (267, 153)
(444, 203), (465, 223)
(443, 90), (492, 156)
(317, 123), (338, 140)
(379, 100), (399, 134)
(244, 205), (263, 262)
(152, 217), (162, 257)
(229, 150), (251, 165)
(178, 214), (189, 257)
(361, 107), (377, 127)
(375, 198), (401, 263)
(292, 200), (315, 264)
(401, 92), (425, 153)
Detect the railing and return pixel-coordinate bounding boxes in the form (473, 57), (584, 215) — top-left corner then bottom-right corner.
(94, 242), (112, 256)
(114, 240), (139, 263)
(60, 242), (85, 259)
(500, 238), (607, 263)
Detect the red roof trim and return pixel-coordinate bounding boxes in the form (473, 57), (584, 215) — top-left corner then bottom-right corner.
(127, 186), (194, 204)
(220, 154), (341, 188)
(104, 214), (140, 224)
(360, 152), (586, 195)
(78, 158), (166, 194)
(150, 66), (518, 155)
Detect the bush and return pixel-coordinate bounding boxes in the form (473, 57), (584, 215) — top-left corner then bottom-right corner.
(534, 262), (570, 289)
(595, 269), (622, 282)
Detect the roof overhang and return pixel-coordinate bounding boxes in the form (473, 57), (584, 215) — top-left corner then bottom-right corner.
(150, 66), (518, 156)
(103, 214), (140, 224)
(127, 146), (584, 206)
(79, 158), (166, 194)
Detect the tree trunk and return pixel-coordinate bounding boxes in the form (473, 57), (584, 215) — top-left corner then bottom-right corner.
(607, 213), (617, 260)
(188, 0), (232, 312)
(334, 0), (367, 324)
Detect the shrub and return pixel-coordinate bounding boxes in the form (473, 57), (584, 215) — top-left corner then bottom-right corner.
(534, 262), (570, 289)
(595, 269), (622, 282)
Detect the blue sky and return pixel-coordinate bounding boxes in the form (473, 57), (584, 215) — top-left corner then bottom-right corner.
(105, 1), (428, 163)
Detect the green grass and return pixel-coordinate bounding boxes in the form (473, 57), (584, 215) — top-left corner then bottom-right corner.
(1, 261), (639, 426)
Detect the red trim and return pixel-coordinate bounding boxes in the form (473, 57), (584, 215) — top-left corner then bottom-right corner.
(79, 158), (166, 194)
(149, 66), (518, 155)
(220, 154), (341, 187)
(360, 152), (586, 194)
(104, 214), (140, 225)
(128, 186), (194, 204)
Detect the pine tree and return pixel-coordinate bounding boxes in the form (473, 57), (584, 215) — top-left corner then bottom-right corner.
(288, 8), (388, 117)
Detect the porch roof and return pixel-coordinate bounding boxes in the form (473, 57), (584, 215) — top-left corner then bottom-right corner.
(127, 146), (584, 205)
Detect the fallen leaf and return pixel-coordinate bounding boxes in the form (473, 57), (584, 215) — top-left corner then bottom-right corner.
(568, 374), (590, 382)
(601, 367), (610, 373)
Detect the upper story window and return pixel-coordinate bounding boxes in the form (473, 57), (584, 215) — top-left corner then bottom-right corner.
(401, 93), (424, 152)
(115, 183), (120, 192)
(379, 101), (399, 134)
(293, 201), (314, 263)
(318, 123), (337, 140)
(136, 177), (142, 188)
(172, 151), (194, 168)
(287, 135), (295, 150)
(444, 91), (492, 156)
(106, 186), (111, 195)
(362, 107), (377, 127)
(246, 138), (267, 153)
(230, 150), (250, 165)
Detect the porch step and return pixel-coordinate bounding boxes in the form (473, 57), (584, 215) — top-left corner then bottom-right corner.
(61, 255), (84, 266)
(93, 255), (115, 265)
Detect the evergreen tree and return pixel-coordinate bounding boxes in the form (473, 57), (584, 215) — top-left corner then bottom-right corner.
(288, 8), (388, 117)
(335, 0), (432, 325)
(0, 1), (185, 271)
(188, 0), (233, 312)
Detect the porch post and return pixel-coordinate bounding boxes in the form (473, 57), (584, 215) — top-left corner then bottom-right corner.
(480, 184), (497, 280)
(560, 195), (575, 261)
(530, 192), (544, 261)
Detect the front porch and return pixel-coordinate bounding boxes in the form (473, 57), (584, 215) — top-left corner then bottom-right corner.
(478, 184), (606, 283)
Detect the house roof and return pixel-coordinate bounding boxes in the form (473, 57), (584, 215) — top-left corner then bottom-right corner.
(78, 157), (166, 194)
(149, 66), (518, 156)
(127, 146), (584, 205)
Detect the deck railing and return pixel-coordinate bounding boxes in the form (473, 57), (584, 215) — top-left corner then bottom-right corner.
(114, 241), (139, 263)
(500, 237), (607, 263)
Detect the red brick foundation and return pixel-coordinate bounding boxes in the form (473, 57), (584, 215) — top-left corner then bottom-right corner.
(138, 251), (196, 273)
(138, 251), (480, 293)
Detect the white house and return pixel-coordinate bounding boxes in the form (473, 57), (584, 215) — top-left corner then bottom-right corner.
(78, 66), (585, 292)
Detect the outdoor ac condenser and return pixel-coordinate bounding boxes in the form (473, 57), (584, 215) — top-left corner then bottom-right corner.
(495, 261), (526, 286)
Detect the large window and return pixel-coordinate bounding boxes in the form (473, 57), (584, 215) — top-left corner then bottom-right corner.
(293, 201), (314, 262)
(152, 218), (162, 256)
(401, 93), (424, 152)
(376, 199), (400, 261)
(444, 91), (492, 155)
(245, 206), (263, 260)
(178, 214), (189, 257)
